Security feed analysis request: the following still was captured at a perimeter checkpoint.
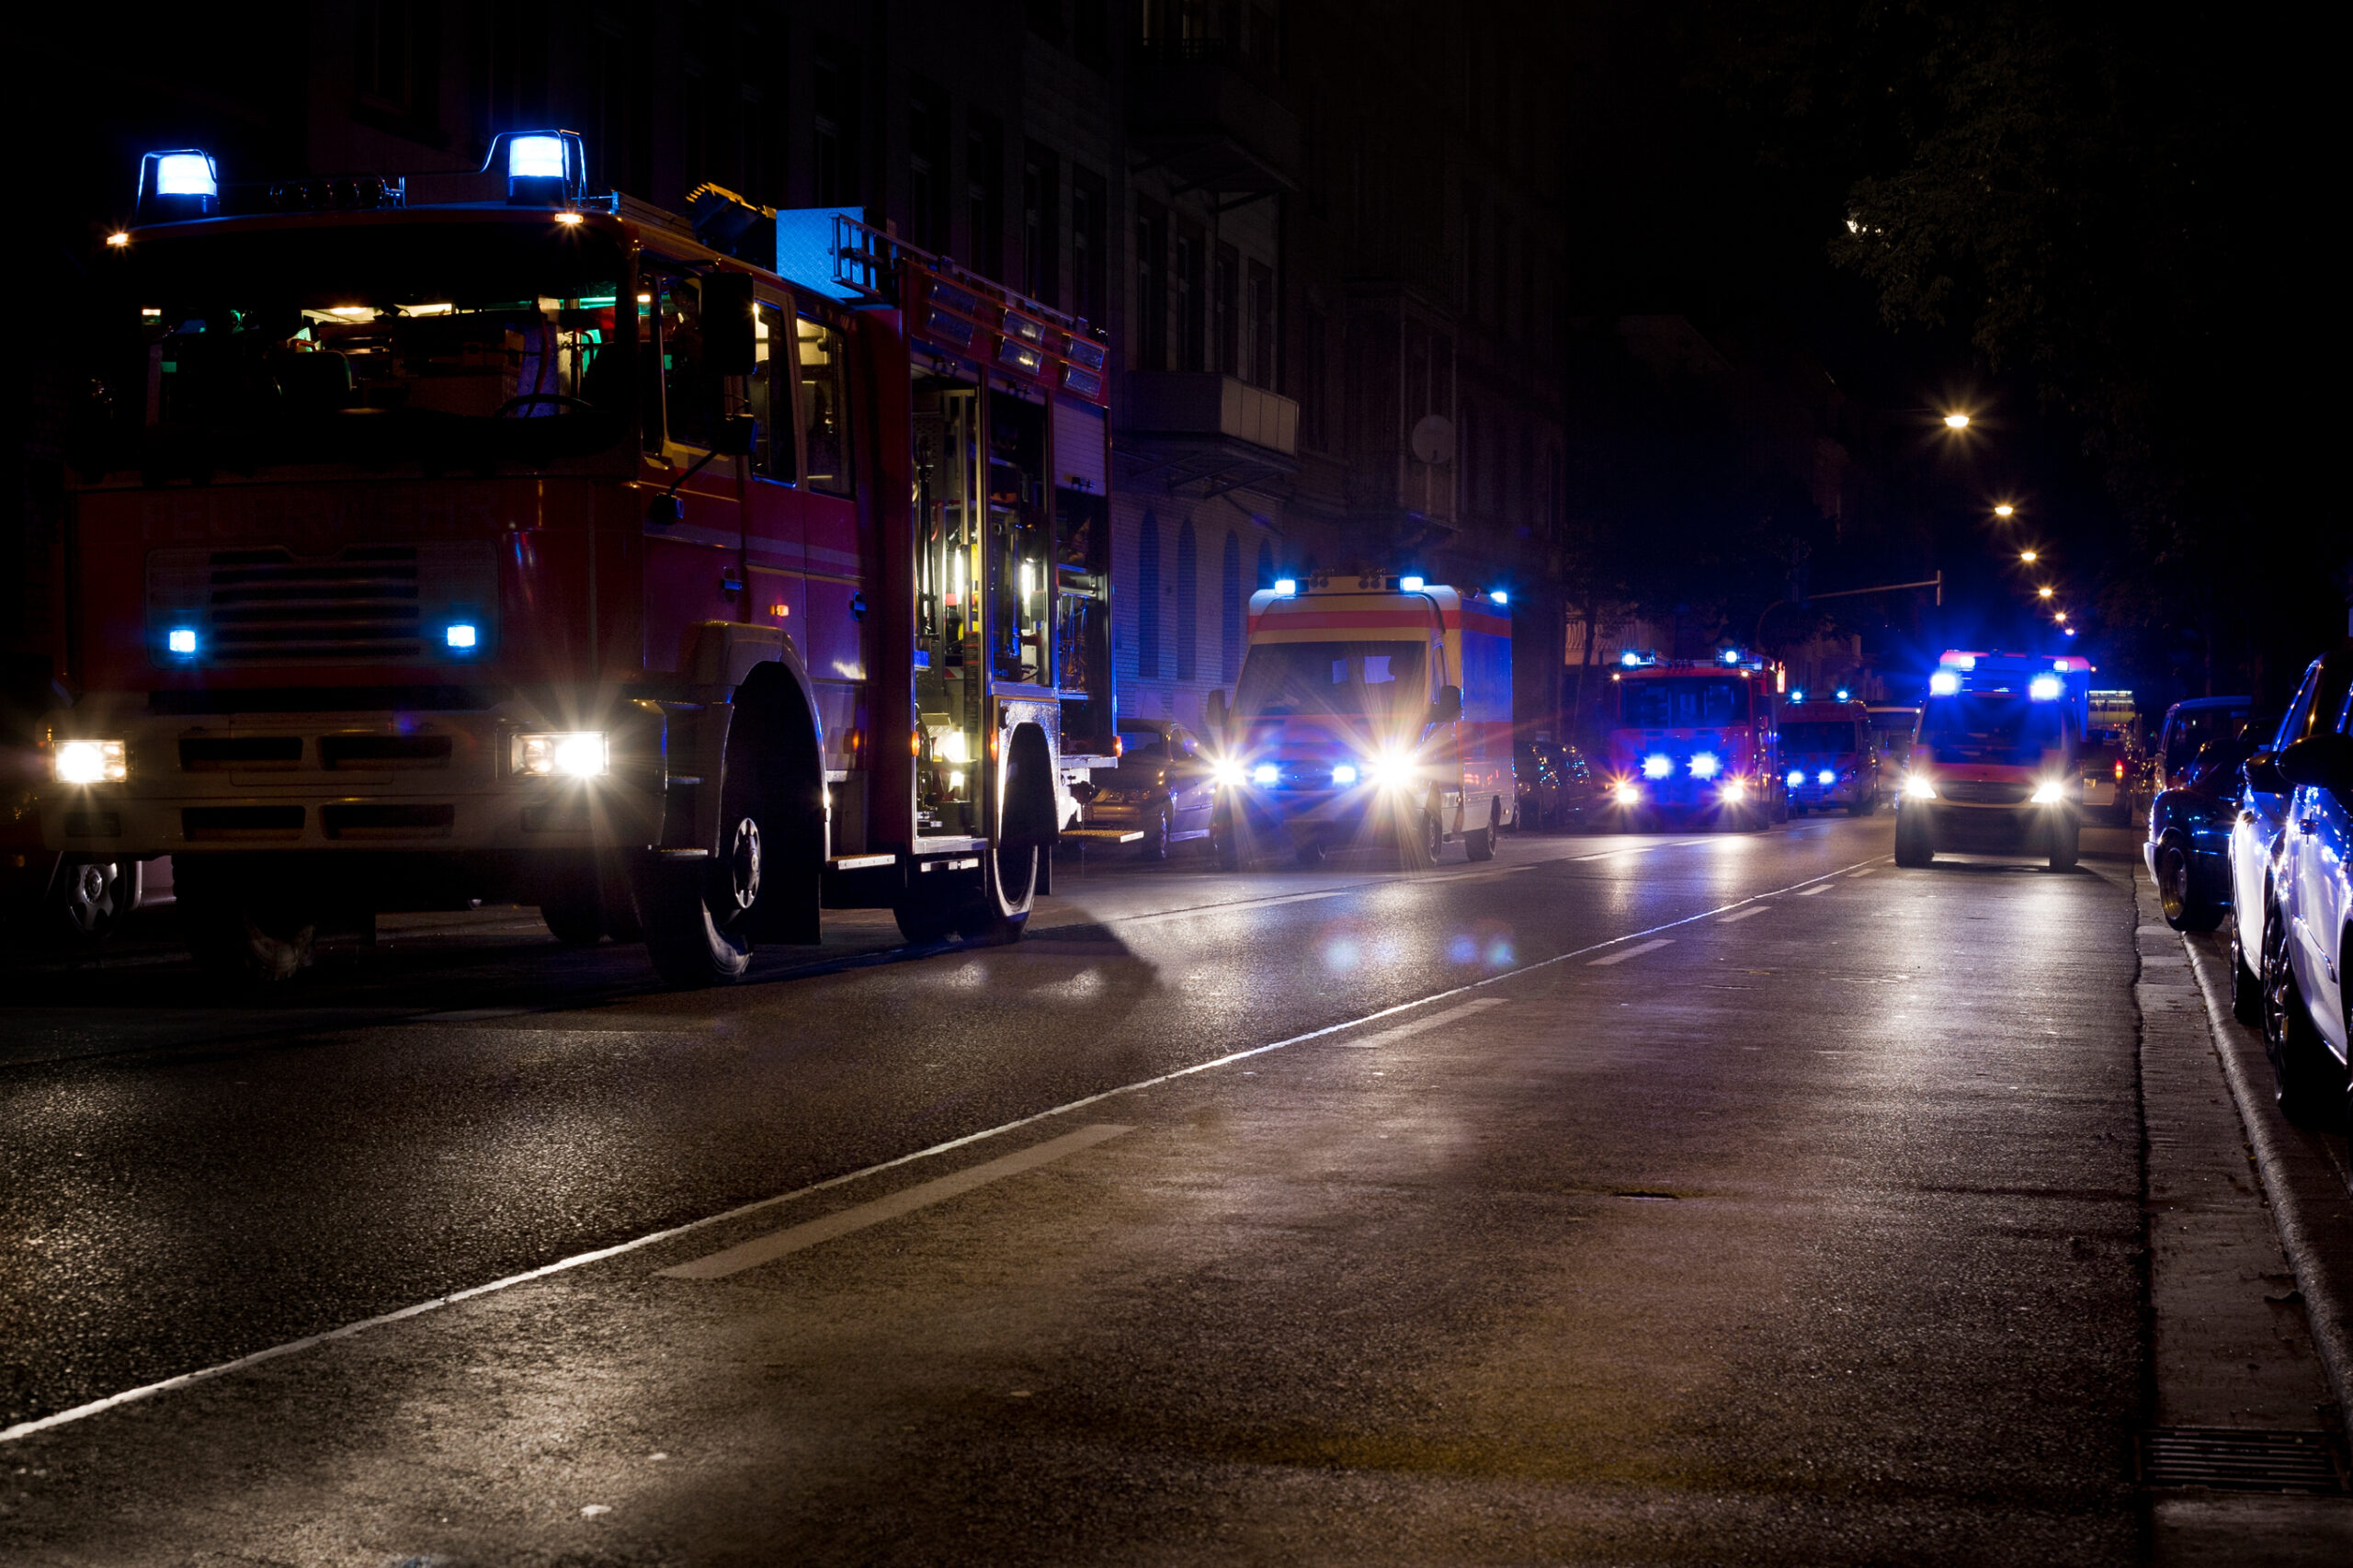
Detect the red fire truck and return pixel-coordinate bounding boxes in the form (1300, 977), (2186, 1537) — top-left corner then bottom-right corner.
(39, 133), (1116, 984)
(1601, 649), (1788, 828)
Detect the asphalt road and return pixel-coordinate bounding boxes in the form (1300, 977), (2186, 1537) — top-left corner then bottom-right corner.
(0, 814), (2275, 1562)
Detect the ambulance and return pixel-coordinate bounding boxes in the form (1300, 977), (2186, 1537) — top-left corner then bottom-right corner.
(1204, 574), (1514, 867)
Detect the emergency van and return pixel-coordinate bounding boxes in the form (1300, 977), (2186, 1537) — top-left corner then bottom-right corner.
(1204, 574), (1513, 867)
(1778, 697), (1879, 815)
(1895, 651), (2089, 869)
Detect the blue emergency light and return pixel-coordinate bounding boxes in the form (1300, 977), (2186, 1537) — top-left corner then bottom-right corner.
(1488, 588), (1508, 606)
(135, 149), (219, 222)
(1399, 575), (1426, 592)
(166, 627), (199, 656)
(1835, 687), (1851, 701)
(1273, 578), (1298, 597)
(1790, 688), (1805, 703)
(1720, 647), (1743, 666)
(2028, 675), (2063, 700)
(484, 130), (588, 206)
(446, 622), (480, 651)
(1929, 671), (1961, 696)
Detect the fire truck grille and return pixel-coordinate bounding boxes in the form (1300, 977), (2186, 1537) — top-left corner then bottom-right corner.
(207, 547), (422, 659)
(1938, 779), (2035, 805)
(147, 542), (497, 665)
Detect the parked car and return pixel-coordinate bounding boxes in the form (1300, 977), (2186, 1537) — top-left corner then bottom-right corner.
(1077, 721), (1219, 860)
(2079, 728), (2135, 826)
(1515, 738), (1604, 831)
(2260, 688), (2353, 1126)
(2228, 644), (2353, 1027)
(2155, 695), (2252, 794)
(2145, 730), (2257, 931)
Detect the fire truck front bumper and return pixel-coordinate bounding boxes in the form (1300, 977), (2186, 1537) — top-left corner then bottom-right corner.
(37, 698), (672, 859)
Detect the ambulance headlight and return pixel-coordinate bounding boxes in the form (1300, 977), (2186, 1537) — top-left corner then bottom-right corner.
(1365, 750), (1412, 789)
(54, 739), (128, 786)
(1211, 758), (1246, 789)
(2031, 779), (2066, 804)
(1642, 753), (1674, 779)
(513, 732), (609, 778)
(1614, 781), (1643, 806)
(1330, 763), (1358, 786)
(1253, 763), (1279, 786)
(1787, 768), (1805, 788)
(1720, 778), (1747, 802)
(1818, 768), (1836, 785)
(1905, 774), (1938, 800)
(1688, 752), (1721, 779)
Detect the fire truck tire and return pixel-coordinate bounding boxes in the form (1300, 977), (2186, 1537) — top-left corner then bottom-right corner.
(1465, 798), (1499, 860)
(2048, 813), (2080, 871)
(540, 887), (607, 947)
(50, 857), (131, 946)
(177, 862), (316, 985)
(956, 844), (1037, 943)
(635, 852), (755, 986)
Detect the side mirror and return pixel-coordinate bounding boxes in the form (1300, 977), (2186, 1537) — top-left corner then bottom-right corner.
(2276, 733), (2353, 793)
(1429, 684), (1463, 725)
(1204, 688), (1229, 736)
(2242, 751), (2286, 794)
(714, 413), (757, 457)
(704, 272), (758, 376)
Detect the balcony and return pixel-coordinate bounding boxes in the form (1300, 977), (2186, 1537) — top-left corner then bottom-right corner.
(1128, 41), (1299, 198)
(1116, 372), (1300, 498)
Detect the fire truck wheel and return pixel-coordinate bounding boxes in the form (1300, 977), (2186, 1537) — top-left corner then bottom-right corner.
(2047, 812), (2080, 872)
(177, 864), (316, 985)
(51, 857), (131, 946)
(956, 845), (1036, 943)
(1465, 799), (1499, 860)
(1423, 810), (1446, 863)
(634, 847), (754, 987)
(540, 887), (607, 947)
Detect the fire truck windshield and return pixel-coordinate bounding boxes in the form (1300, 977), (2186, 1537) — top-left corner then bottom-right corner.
(1235, 642), (1429, 721)
(1620, 676), (1750, 728)
(1780, 722), (1859, 755)
(105, 222), (632, 472)
(1920, 695), (2068, 766)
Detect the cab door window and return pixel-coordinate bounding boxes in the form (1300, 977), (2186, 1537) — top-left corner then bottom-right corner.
(654, 276), (717, 449)
(748, 300), (795, 480)
(796, 315), (855, 495)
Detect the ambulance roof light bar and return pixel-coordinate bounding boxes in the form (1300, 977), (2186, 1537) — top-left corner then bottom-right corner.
(134, 149), (219, 222)
(482, 130), (588, 206)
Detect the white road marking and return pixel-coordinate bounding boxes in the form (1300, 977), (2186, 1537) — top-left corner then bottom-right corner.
(657, 1125), (1132, 1281)
(1718, 905), (1772, 923)
(1848, 867), (1876, 878)
(1114, 886), (1363, 924)
(1796, 884), (1831, 897)
(1589, 937), (1675, 966)
(1333, 996), (1508, 1048)
(0, 851), (1874, 1446)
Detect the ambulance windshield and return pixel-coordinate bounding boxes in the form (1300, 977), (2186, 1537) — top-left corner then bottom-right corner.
(1920, 695), (2068, 766)
(108, 220), (632, 470)
(1235, 642), (1429, 720)
(1780, 722), (1859, 756)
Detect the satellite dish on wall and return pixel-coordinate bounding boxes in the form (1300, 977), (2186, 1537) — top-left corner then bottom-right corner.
(1409, 414), (1456, 467)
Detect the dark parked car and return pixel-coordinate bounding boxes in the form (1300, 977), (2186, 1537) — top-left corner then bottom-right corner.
(2155, 695), (2251, 794)
(1077, 721), (1219, 860)
(1515, 738), (1603, 831)
(2145, 728), (2258, 931)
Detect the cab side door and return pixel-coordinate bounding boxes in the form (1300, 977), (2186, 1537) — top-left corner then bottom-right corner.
(1166, 724), (1216, 836)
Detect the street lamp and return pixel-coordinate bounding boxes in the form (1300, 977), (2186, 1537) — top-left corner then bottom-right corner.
(2037, 585), (2054, 599)
(1943, 412), (1972, 430)
(2019, 550), (2038, 564)
(1993, 503), (2015, 518)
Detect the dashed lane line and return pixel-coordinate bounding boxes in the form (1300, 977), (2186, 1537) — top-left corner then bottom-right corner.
(1718, 905), (1773, 923)
(1588, 937), (1675, 966)
(0, 847), (1878, 1446)
(1333, 996), (1508, 1049)
(1796, 883), (1832, 897)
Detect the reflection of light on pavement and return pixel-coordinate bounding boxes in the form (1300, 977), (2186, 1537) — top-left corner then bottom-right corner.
(1485, 936), (1516, 966)
(1324, 937), (1363, 972)
(1448, 933), (1478, 964)
(1064, 968), (1105, 998)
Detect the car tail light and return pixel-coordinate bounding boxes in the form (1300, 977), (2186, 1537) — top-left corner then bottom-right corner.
(2114, 759), (2125, 779)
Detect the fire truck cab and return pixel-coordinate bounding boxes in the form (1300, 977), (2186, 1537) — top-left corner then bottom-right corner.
(1205, 574), (1514, 866)
(1602, 650), (1788, 829)
(39, 133), (1116, 984)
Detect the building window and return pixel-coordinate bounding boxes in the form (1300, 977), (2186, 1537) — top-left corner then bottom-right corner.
(1137, 511), (1162, 678)
(1213, 244), (1240, 376)
(591, 20), (650, 198)
(1175, 517), (1199, 680)
(1073, 0), (1109, 67)
(354, 0), (441, 132)
(813, 47), (857, 208)
(1136, 201), (1168, 370)
(966, 113), (1004, 280)
(1246, 260), (1276, 389)
(1027, 0), (1063, 43)
(474, 0), (547, 153)
(1300, 306), (1326, 449)
(1020, 145), (1058, 304)
(908, 85), (949, 252)
(1221, 530), (1243, 680)
(1175, 224), (1206, 371)
(1071, 167), (1107, 327)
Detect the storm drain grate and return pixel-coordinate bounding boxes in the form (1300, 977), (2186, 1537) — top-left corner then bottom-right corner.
(2138, 1427), (2350, 1494)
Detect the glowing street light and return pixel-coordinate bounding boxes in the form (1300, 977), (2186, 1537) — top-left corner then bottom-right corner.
(1993, 503), (2015, 518)
(1943, 412), (1972, 430)
(2019, 550), (2038, 563)
(2037, 585), (2054, 599)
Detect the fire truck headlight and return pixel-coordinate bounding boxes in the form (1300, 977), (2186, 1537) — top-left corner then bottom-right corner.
(2028, 675), (2063, 701)
(54, 739), (128, 786)
(1720, 778), (1748, 802)
(1818, 768), (1836, 786)
(1904, 774), (1938, 801)
(1787, 768), (1805, 788)
(1253, 763), (1279, 786)
(1688, 752), (1722, 779)
(1330, 763), (1358, 786)
(2031, 779), (2066, 804)
(445, 622), (480, 651)
(1211, 758), (1246, 790)
(513, 732), (609, 778)
(166, 627), (199, 656)
(1614, 780), (1643, 807)
(1642, 753), (1674, 780)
